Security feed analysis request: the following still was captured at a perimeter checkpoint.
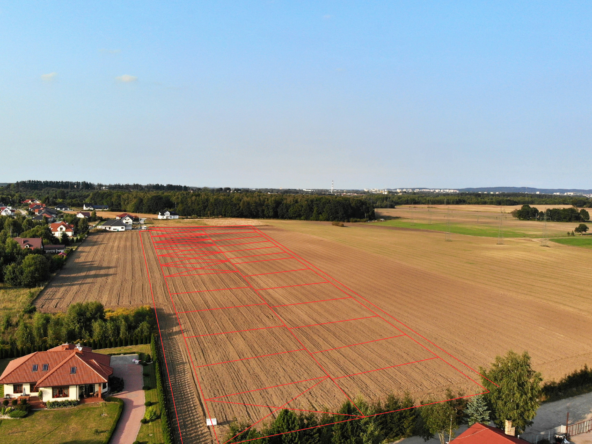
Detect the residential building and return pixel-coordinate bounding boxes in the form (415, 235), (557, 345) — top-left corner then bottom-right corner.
(77, 212), (91, 219)
(158, 211), (179, 219)
(22, 199), (41, 204)
(50, 221), (75, 238)
(115, 213), (136, 224)
(83, 204), (109, 211)
(452, 423), (529, 443)
(55, 205), (70, 211)
(1, 207), (16, 217)
(0, 344), (112, 402)
(101, 219), (127, 231)
(14, 237), (43, 250)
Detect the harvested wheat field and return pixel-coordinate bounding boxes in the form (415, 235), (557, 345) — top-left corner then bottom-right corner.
(34, 231), (152, 312)
(142, 226), (489, 443)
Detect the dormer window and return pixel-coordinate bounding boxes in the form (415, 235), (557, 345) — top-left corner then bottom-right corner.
(32, 364), (38, 372)
(70, 367), (76, 374)
(42, 364), (49, 371)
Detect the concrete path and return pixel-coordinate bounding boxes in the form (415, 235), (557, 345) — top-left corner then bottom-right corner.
(110, 354), (146, 444)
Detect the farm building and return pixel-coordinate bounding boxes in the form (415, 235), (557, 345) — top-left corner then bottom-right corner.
(14, 237), (43, 250)
(83, 203), (109, 211)
(452, 423), (529, 443)
(0, 344), (112, 404)
(101, 219), (128, 231)
(50, 221), (75, 237)
(77, 211), (91, 218)
(158, 210), (179, 219)
(115, 213), (136, 224)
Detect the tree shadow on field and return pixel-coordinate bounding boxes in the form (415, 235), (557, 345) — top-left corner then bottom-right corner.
(155, 307), (213, 444)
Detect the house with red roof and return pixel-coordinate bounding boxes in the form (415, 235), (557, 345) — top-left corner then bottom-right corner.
(14, 237), (44, 250)
(50, 221), (74, 238)
(0, 344), (113, 403)
(115, 213), (137, 224)
(452, 423), (530, 443)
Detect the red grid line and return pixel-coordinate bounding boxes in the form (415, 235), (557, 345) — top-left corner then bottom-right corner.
(215, 240), (271, 248)
(165, 270), (238, 278)
(334, 357), (439, 380)
(311, 334), (406, 354)
(289, 315), (379, 330)
(205, 376), (328, 401)
(171, 286), (250, 296)
(272, 296), (352, 308)
(223, 246), (278, 253)
(209, 399), (360, 417)
(232, 256), (292, 265)
(195, 348), (305, 368)
(185, 324), (285, 339)
(245, 268), (309, 277)
(255, 281), (328, 292)
(177, 303), (267, 314)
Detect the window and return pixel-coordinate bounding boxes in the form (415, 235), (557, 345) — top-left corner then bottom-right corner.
(13, 384), (23, 394)
(52, 386), (69, 398)
(42, 364), (49, 371)
(70, 367), (76, 374)
(32, 364), (38, 372)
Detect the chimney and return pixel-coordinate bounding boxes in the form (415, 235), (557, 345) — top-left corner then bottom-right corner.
(505, 420), (516, 436)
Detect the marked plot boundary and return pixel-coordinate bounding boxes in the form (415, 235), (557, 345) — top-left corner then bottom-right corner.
(140, 226), (496, 444)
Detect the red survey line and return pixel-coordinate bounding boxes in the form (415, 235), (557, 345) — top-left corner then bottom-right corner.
(255, 228), (495, 390)
(223, 377), (332, 444)
(223, 246), (278, 254)
(146, 232), (222, 444)
(334, 357), (439, 380)
(209, 399), (359, 418)
(185, 324), (285, 339)
(206, 376), (328, 401)
(203, 231), (366, 417)
(171, 286), (250, 296)
(165, 270), (238, 278)
(232, 256), (292, 265)
(311, 334), (406, 354)
(177, 303), (267, 314)
(289, 315), (379, 330)
(255, 281), (328, 292)
(216, 240), (271, 248)
(225, 251), (286, 261)
(245, 268), (309, 277)
(195, 348), (305, 368)
(138, 232), (185, 444)
(272, 296), (352, 308)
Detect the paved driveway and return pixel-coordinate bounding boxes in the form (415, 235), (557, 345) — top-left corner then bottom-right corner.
(110, 354), (146, 444)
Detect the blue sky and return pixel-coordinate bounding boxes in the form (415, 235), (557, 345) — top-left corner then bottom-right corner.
(1, 1), (591, 189)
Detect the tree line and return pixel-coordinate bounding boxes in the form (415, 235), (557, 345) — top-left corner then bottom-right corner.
(0, 302), (154, 356)
(225, 351), (544, 444)
(512, 205), (590, 222)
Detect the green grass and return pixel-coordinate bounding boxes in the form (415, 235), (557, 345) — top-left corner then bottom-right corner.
(136, 362), (164, 444)
(0, 284), (41, 317)
(550, 236), (592, 249)
(372, 220), (531, 238)
(94, 343), (151, 357)
(0, 401), (120, 444)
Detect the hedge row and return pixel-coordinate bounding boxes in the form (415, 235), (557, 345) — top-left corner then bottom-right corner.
(0, 335), (152, 359)
(103, 397), (124, 444)
(46, 400), (79, 409)
(151, 334), (175, 444)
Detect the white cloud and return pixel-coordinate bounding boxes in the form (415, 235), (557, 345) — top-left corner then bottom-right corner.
(116, 74), (138, 83)
(41, 72), (57, 81)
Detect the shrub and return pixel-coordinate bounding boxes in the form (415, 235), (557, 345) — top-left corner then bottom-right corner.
(2, 400), (8, 406)
(143, 372), (150, 377)
(145, 401), (153, 407)
(8, 409), (28, 418)
(20, 397), (27, 405)
(103, 397), (125, 444)
(144, 405), (159, 422)
(46, 400), (79, 409)
(331, 221), (345, 227)
(11, 399), (17, 406)
(142, 385), (151, 390)
(140, 418), (148, 424)
(109, 375), (124, 393)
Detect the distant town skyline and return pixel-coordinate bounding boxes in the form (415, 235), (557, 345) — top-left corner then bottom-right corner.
(1, 1), (591, 189)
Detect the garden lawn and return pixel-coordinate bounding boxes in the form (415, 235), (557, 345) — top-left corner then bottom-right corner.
(136, 361), (164, 444)
(373, 219), (531, 238)
(0, 401), (120, 444)
(550, 237), (592, 249)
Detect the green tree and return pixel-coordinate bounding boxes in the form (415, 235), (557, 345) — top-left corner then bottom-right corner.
(20, 255), (50, 287)
(274, 409), (300, 444)
(92, 319), (107, 342)
(3, 263), (22, 286)
(464, 395), (490, 426)
(106, 320), (119, 341)
(15, 319), (34, 349)
(574, 223), (589, 234)
(419, 398), (459, 444)
(32, 312), (51, 345)
(134, 321), (152, 339)
(47, 316), (65, 345)
(480, 351), (542, 433)
(60, 231), (70, 246)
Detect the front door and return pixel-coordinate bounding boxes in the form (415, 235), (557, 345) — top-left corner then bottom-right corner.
(86, 384), (94, 396)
